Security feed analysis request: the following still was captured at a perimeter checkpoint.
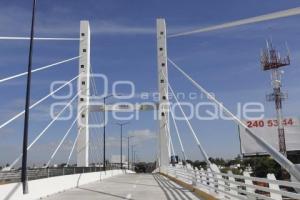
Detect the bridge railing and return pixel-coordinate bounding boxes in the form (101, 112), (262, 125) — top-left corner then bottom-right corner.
(162, 166), (300, 200)
(0, 165), (123, 184)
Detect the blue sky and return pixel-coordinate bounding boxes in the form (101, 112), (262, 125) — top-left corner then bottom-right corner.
(1, 0), (300, 167)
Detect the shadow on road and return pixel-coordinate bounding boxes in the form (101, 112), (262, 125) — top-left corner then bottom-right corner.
(4, 182), (21, 200)
(153, 174), (199, 200)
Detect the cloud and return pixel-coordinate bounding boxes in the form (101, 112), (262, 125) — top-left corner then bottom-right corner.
(104, 129), (157, 148)
(38, 20), (155, 36)
(0, 98), (25, 124)
(0, 99), (52, 124)
(91, 20), (155, 35)
(0, 5), (155, 36)
(0, 5), (31, 35)
(106, 136), (120, 148)
(29, 104), (53, 122)
(0, 127), (16, 139)
(11, 138), (76, 167)
(0, 5), (195, 37)
(128, 129), (157, 143)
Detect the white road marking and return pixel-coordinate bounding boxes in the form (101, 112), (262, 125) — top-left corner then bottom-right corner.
(126, 193), (132, 199)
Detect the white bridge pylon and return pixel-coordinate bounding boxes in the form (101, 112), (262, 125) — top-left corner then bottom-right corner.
(76, 20), (171, 168)
(156, 19), (171, 168)
(77, 21), (91, 167)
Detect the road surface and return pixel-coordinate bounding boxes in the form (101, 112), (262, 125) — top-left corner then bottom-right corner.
(44, 173), (201, 200)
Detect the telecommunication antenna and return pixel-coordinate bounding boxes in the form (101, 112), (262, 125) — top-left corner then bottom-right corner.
(261, 40), (290, 157)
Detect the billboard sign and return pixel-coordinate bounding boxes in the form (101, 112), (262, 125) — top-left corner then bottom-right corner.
(239, 118), (300, 156)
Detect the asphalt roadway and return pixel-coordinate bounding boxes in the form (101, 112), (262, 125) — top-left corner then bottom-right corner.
(44, 173), (201, 200)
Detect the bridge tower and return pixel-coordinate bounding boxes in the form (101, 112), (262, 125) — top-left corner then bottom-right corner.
(77, 21), (91, 167)
(157, 18), (171, 168)
(75, 19), (170, 168)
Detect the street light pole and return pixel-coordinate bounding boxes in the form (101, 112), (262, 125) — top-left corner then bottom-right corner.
(131, 146), (133, 170)
(21, 0), (37, 194)
(124, 136), (134, 170)
(121, 125), (122, 169)
(103, 97), (106, 171)
(102, 94), (121, 171)
(133, 151), (136, 166)
(127, 136), (129, 170)
(131, 144), (136, 170)
(116, 122), (130, 169)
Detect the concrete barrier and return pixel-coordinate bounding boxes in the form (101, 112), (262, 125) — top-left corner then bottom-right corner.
(0, 169), (133, 200)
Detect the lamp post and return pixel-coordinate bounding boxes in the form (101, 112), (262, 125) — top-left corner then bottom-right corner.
(131, 144), (137, 170)
(127, 136), (134, 170)
(133, 151), (136, 166)
(21, 0), (37, 194)
(124, 136), (134, 170)
(103, 94), (114, 171)
(116, 122), (130, 169)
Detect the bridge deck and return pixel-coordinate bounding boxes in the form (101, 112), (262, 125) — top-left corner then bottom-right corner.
(44, 173), (201, 200)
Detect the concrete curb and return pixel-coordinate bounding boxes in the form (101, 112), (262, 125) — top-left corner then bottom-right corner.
(160, 172), (218, 200)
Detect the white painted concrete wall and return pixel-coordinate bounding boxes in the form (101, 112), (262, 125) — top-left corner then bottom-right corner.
(0, 170), (133, 200)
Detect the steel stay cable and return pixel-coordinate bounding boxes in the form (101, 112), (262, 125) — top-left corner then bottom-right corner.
(0, 56), (80, 84)
(66, 131), (80, 166)
(90, 72), (103, 164)
(46, 114), (79, 167)
(0, 75), (79, 130)
(168, 57), (300, 181)
(9, 91), (80, 169)
(169, 132), (176, 157)
(0, 36), (80, 41)
(90, 68), (104, 163)
(161, 70), (211, 166)
(168, 7), (300, 38)
(169, 108), (187, 162)
(162, 86), (187, 162)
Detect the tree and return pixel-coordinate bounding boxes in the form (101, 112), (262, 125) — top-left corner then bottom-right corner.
(192, 160), (206, 169)
(186, 160), (194, 165)
(244, 157), (281, 178)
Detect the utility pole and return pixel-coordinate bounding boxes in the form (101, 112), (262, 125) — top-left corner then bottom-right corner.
(116, 122), (130, 169)
(21, 0), (37, 194)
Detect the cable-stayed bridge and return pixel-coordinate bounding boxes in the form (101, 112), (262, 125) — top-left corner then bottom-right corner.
(1, 6), (300, 200)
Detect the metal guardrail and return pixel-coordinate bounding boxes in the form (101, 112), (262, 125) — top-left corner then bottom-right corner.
(162, 166), (300, 200)
(0, 165), (124, 184)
